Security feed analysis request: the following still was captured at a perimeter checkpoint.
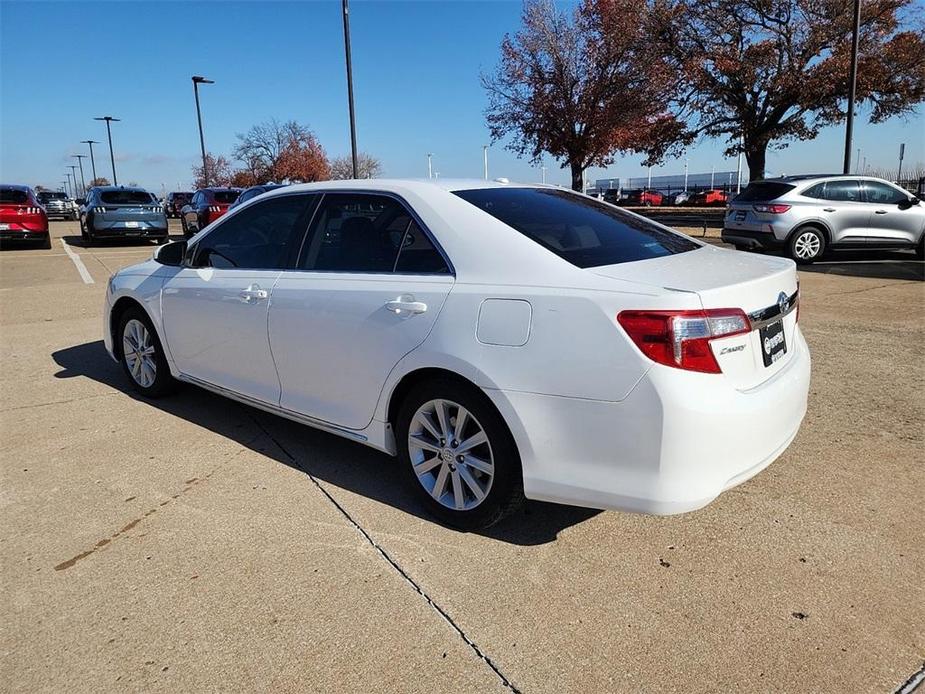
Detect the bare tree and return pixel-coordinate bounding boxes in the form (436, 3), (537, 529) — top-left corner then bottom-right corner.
(329, 153), (383, 179)
(233, 119), (330, 183)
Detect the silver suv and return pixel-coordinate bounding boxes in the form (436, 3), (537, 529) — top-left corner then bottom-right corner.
(722, 175), (924, 263)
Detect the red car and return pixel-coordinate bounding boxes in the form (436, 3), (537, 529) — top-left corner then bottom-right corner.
(180, 187), (241, 237)
(690, 189), (729, 206)
(620, 189), (664, 206)
(1, 185), (50, 249)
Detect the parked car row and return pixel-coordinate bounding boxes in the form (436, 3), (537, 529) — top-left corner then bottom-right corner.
(601, 188), (730, 207)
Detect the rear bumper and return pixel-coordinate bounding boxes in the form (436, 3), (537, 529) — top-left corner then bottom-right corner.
(1, 229), (49, 242)
(721, 228), (785, 249)
(89, 221), (168, 238)
(487, 328), (811, 515)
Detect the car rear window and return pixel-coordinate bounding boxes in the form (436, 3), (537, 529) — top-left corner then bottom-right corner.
(1, 189), (29, 204)
(735, 181), (795, 202)
(172, 192), (192, 201)
(454, 187), (698, 268)
(100, 190), (155, 204)
(212, 191), (240, 204)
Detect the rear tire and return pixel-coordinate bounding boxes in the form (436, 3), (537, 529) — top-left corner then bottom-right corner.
(788, 227), (825, 264)
(40, 234), (52, 250)
(916, 235), (924, 260)
(396, 378), (524, 530)
(117, 307), (176, 398)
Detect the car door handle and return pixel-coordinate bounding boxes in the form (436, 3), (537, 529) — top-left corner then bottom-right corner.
(385, 297), (427, 314)
(874, 210), (888, 214)
(823, 208), (835, 212)
(239, 284), (268, 302)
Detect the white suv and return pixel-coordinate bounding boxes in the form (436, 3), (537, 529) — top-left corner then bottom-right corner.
(722, 175), (925, 263)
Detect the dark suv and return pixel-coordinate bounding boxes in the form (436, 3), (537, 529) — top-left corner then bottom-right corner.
(165, 191), (193, 218)
(180, 188), (241, 237)
(80, 186), (169, 245)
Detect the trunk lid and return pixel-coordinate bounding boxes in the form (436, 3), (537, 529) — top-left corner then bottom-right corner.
(592, 245), (800, 389)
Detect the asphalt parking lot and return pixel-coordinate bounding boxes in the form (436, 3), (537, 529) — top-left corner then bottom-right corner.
(1, 220), (923, 692)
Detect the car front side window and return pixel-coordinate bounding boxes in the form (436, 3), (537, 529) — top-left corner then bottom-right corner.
(862, 181), (908, 205)
(192, 194), (314, 270)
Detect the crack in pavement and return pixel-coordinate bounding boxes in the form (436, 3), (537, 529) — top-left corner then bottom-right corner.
(246, 412), (523, 694)
(828, 280), (921, 296)
(1, 391), (120, 414)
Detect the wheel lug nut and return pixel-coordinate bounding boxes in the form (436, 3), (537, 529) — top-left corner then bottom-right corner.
(457, 455), (464, 463)
(451, 439), (458, 448)
(440, 439), (446, 446)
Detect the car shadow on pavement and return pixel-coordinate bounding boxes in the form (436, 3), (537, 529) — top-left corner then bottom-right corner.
(798, 250), (923, 281)
(51, 341), (600, 546)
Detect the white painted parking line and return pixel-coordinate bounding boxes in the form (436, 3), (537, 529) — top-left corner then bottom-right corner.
(60, 239), (95, 284)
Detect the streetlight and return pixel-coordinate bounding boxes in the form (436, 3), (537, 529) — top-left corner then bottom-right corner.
(68, 165), (80, 198)
(427, 153), (433, 179)
(483, 145), (489, 180)
(81, 140), (99, 182)
(342, 0), (359, 179)
(683, 159), (689, 192)
(61, 181), (69, 195)
(73, 154), (87, 196)
(541, 164), (547, 184)
(94, 116), (121, 185)
(191, 76), (214, 186)
(65, 172), (73, 198)
(842, 0), (862, 174)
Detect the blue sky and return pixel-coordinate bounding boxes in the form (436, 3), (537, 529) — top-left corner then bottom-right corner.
(1, 0), (922, 194)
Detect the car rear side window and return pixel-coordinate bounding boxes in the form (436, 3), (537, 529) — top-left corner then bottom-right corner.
(454, 187), (697, 268)
(100, 190), (154, 204)
(735, 182), (796, 201)
(193, 194), (313, 270)
(822, 180), (861, 202)
(300, 193), (447, 274)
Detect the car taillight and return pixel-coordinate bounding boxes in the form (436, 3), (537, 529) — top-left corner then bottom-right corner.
(617, 308), (751, 374)
(209, 205), (221, 212)
(753, 203), (791, 214)
(95, 206), (106, 213)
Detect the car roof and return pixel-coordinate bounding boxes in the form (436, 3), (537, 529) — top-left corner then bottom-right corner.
(1, 184), (32, 191)
(259, 179), (550, 199)
(95, 185), (150, 193)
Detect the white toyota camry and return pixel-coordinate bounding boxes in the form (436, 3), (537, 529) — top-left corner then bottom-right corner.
(104, 179), (810, 529)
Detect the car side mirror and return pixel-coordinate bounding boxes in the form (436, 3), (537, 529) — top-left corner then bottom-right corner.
(154, 240), (187, 266)
(898, 197), (919, 209)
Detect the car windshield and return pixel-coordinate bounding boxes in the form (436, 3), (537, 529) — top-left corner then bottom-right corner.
(454, 187), (698, 268)
(735, 181), (795, 202)
(1, 189), (30, 204)
(212, 190), (240, 204)
(37, 192), (66, 201)
(100, 190), (155, 204)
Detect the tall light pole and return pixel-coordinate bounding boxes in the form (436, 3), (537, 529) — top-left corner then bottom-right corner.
(736, 137), (743, 193)
(647, 166), (652, 190)
(541, 164), (547, 184)
(427, 153), (433, 179)
(897, 143), (905, 182)
(65, 172), (73, 198)
(843, 0), (862, 174)
(683, 159), (689, 192)
(191, 76), (214, 186)
(62, 180), (69, 195)
(73, 155), (87, 196)
(94, 116), (120, 185)
(81, 140), (99, 182)
(855, 148), (861, 174)
(68, 165), (80, 198)
(342, 0), (359, 179)
(483, 145), (489, 180)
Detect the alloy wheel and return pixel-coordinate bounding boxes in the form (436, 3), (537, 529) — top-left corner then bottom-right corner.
(407, 398), (495, 511)
(793, 231), (821, 260)
(122, 318), (157, 388)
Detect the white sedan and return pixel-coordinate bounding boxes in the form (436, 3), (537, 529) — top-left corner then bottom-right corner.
(104, 179), (810, 529)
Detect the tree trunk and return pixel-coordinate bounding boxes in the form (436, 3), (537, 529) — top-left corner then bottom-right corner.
(570, 161), (585, 192)
(744, 143), (767, 182)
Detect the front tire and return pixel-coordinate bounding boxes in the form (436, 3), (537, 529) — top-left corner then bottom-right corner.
(118, 308), (176, 397)
(396, 378), (523, 530)
(788, 227), (825, 264)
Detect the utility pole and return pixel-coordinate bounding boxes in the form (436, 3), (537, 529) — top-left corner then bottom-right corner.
(647, 166), (652, 190)
(427, 153), (433, 179)
(94, 116), (120, 185)
(81, 140), (99, 182)
(483, 145), (489, 180)
(710, 164), (715, 189)
(541, 164), (546, 184)
(73, 154), (87, 196)
(736, 138), (743, 193)
(342, 0), (359, 178)
(843, 0), (862, 174)
(855, 148), (861, 174)
(192, 76), (214, 186)
(897, 143), (905, 182)
(683, 159), (689, 192)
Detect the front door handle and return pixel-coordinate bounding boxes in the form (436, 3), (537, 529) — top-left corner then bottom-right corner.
(385, 296), (427, 314)
(874, 210), (888, 214)
(823, 208), (835, 212)
(239, 284), (269, 302)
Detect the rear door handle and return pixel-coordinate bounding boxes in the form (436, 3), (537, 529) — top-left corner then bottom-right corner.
(385, 296), (427, 314)
(874, 210), (888, 214)
(239, 284), (269, 302)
